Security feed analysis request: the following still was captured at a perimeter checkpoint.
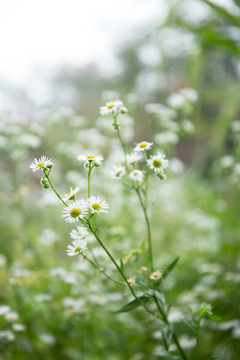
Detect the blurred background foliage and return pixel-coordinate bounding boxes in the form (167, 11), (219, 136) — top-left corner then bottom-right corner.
(0, 0), (240, 359)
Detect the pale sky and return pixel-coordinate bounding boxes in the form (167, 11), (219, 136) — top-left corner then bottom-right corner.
(0, 0), (166, 87)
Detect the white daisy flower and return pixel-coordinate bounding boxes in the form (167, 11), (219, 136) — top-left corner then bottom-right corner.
(62, 200), (88, 223)
(12, 323), (26, 332)
(87, 196), (109, 215)
(66, 239), (88, 257)
(0, 305), (10, 315)
(129, 169), (145, 185)
(111, 165), (126, 180)
(78, 154), (103, 167)
(126, 152), (142, 165)
(70, 226), (89, 240)
(99, 100), (125, 116)
(147, 152), (168, 173)
(134, 141), (153, 152)
(63, 187), (80, 201)
(5, 312), (19, 322)
(29, 156), (53, 172)
(0, 330), (15, 341)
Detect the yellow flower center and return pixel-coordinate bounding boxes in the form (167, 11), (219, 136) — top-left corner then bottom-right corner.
(107, 104), (114, 109)
(37, 162), (45, 168)
(92, 203), (101, 211)
(74, 246), (82, 253)
(68, 192), (71, 196)
(70, 208), (81, 217)
(86, 155), (95, 159)
(8, 315), (14, 321)
(153, 159), (162, 167)
(139, 142), (148, 148)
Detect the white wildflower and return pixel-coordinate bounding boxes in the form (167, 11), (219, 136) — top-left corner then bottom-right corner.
(100, 100), (125, 116)
(129, 169), (145, 185)
(66, 239), (88, 257)
(111, 165), (126, 180)
(70, 226), (89, 240)
(62, 200), (88, 223)
(78, 154), (103, 167)
(126, 152), (142, 165)
(29, 156), (53, 172)
(134, 141), (153, 152)
(147, 152), (168, 173)
(63, 187), (80, 201)
(12, 323), (26, 332)
(0, 305), (10, 315)
(0, 330), (15, 341)
(87, 196), (109, 215)
(5, 312), (19, 322)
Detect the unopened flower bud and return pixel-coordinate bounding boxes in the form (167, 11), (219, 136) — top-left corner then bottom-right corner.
(41, 177), (49, 189)
(46, 163), (53, 169)
(156, 172), (167, 181)
(121, 107), (128, 114)
(94, 160), (102, 167)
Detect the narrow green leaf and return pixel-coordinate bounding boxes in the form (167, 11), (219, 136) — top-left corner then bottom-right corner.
(163, 257), (179, 278)
(140, 239), (145, 252)
(136, 276), (148, 287)
(119, 259), (124, 272)
(161, 323), (174, 350)
(123, 182), (134, 190)
(115, 295), (150, 313)
(154, 290), (166, 306)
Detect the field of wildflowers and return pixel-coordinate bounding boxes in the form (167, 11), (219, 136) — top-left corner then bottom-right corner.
(1, 0), (240, 359)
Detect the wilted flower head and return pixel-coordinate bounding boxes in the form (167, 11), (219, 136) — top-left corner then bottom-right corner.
(62, 200), (88, 223)
(29, 156), (53, 172)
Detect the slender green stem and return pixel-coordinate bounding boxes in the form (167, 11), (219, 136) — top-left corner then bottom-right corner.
(116, 126), (127, 156)
(88, 166), (91, 198)
(195, 319), (201, 360)
(153, 296), (188, 360)
(88, 224), (138, 299)
(87, 223), (160, 320)
(136, 188), (154, 272)
(83, 254), (124, 286)
(44, 171), (68, 207)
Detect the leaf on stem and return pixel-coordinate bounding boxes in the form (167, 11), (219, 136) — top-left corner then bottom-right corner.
(115, 295), (150, 313)
(154, 290), (166, 306)
(135, 276), (148, 287)
(161, 323), (174, 350)
(163, 257), (180, 279)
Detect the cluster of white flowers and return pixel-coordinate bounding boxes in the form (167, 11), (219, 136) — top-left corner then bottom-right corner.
(100, 100), (169, 185)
